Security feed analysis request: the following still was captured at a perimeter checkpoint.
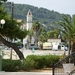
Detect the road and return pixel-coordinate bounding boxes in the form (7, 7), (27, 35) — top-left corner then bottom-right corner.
(2, 49), (68, 59)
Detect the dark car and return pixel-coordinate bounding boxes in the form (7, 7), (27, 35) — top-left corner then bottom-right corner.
(29, 45), (40, 50)
(18, 46), (23, 49)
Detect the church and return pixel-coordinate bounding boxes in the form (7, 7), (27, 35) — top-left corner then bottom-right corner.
(22, 10), (35, 49)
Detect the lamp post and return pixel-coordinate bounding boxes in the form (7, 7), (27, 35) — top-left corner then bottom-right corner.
(0, 45), (3, 71)
(0, 19), (5, 28)
(10, 2), (14, 60)
(0, 19), (5, 71)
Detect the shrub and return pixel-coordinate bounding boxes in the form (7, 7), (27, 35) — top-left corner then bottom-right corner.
(26, 55), (45, 69)
(2, 55), (59, 71)
(22, 58), (36, 71)
(47, 55), (59, 67)
(26, 55), (59, 69)
(2, 59), (22, 72)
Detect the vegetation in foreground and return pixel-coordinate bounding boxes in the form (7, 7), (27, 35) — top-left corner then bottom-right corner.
(2, 55), (59, 72)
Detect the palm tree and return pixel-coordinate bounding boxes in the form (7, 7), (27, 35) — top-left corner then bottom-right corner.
(38, 32), (47, 42)
(32, 21), (40, 46)
(38, 27), (47, 42)
(28, 30), (34, 45)
(55, 15), (75, 55)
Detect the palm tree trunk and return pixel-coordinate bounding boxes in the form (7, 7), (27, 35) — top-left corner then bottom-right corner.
(71, 42), (75, 63)
(33, 31), (38, 46)
(71, 42), (75, 53)
(0, 35), (24, 59)
(68, 40), (71, 55)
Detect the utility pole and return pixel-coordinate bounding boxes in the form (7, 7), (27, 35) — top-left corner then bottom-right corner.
(11, 2), (14, 21)
(10, 2), (14, 60)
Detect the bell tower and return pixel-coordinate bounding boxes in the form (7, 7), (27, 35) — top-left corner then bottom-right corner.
(26, 10), (32, 30)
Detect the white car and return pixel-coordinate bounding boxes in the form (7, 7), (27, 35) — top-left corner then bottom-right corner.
(61, 45), (68, 51)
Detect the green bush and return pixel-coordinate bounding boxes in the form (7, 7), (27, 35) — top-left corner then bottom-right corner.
(45, 55), (59, 67)
(22, 58), (36, 71)
(2, 59), (22, 72)
(2, 55), (59, 71)
(26, 55), (59, 69)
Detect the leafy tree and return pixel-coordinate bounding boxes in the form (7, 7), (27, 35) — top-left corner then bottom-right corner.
(0, 0), (28, 59)
(47, 29), (60, 39)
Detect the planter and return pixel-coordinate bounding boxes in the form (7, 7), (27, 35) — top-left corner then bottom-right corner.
(63, 63), (74, 74)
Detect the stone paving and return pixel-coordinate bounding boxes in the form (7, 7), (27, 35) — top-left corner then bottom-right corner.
(0, 71), (49, 75)
(0, 72), (66, 75)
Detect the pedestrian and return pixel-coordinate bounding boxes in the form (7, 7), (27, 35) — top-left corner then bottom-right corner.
(63, 48), (66, 57)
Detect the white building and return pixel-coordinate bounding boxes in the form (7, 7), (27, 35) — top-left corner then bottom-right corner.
(48, 39), (61, 50)
(23, 10), (35, 49)
(26, 10), (32, 30)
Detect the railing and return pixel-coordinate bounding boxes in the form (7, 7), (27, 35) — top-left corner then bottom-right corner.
(69, 69), (75, 75)
(52, 52), (75, 75)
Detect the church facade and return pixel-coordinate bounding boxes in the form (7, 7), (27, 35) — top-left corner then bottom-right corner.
(23, 10), (35, 49)
(26, 10), (32, 30)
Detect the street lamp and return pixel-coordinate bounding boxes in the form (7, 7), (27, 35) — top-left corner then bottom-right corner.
(0, 19), (5, 28)
(0, 19), (5, 71)
(0, 45), (3, 71)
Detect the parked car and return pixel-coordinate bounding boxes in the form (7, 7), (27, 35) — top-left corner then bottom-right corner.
(43, 42), (52, 50)
(18, 45), (23, 49)
(61, 45), (68, 51)
(29, 45), (40, 50)
(5, 47), (10, 50)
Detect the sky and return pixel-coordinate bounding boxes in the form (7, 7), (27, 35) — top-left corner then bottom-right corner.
(8, 0), (75, 16)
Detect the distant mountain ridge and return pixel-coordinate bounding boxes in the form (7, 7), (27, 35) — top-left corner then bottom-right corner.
(4, 3), (70, 30)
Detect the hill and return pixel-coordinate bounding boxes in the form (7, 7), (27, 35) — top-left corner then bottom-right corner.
(4, 3), (70, 30)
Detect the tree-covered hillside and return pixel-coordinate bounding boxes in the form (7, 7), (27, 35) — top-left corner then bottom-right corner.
(4, 3), (70, 30)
